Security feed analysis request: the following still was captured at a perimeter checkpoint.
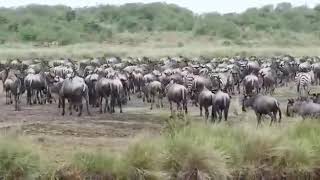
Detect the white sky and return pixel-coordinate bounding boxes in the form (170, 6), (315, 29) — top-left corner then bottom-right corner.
(0, 0), (319, 13)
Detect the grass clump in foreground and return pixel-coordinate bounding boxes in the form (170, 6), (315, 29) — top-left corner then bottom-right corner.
(67, 117), (320, 180)
(0, 137), (41, 180)
(2, 117), (320, 179)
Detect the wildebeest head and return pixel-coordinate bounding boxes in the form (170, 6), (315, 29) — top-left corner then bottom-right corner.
(286, 98), (297, 117)
(310, 93), (320, 104)
(241, 94), (255, 112)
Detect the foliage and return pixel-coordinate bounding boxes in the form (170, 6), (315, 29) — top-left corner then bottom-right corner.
(0, 2), (319, 45)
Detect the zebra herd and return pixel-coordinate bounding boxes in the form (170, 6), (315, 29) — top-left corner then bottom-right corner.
(0, 55), (320, 125)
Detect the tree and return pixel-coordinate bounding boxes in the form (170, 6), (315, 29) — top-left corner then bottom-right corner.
(275, 2), (292, 12)
(66, 10), (76, 22)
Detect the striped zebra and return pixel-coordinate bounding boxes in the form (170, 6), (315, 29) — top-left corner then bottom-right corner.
(208, 72), (229, 93)
(183, 73), (195, 94)
(295, 72), (312, 97)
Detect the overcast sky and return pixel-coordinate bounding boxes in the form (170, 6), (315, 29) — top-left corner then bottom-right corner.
(1, 0), (319, 13)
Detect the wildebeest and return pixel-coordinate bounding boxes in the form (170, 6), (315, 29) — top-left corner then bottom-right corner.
(110, 78), (125, 113)
(258, 68), (276, 94)
(166, 82), (188, 115)
(242, 74), (260, 95)
(286, 98), (320, 118)
(146, 81), (164, 110)
(60, 76), (91, 116)
(85, 73), (99, 107)
(3, 68), (25, 110)
(198, 87), (214, 120)
(24, 71), (48, 105)
(242, 94), (282, 126)
(212, 90), (231, 122)
(95, 74), (112, 113)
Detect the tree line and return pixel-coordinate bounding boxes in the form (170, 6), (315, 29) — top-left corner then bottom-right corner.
(0, 2), (319, 45)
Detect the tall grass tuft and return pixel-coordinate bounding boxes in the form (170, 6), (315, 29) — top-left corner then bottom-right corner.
(0, 137), (40, 180)
(117, 137), (162, 180)
(72, 151), (117, 178)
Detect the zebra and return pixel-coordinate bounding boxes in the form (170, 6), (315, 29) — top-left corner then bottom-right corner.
(295, 72), (312, 97)
(183, 73), (195, 94)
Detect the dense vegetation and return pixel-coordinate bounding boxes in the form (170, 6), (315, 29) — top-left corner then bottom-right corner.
(0, 2), (320, 45)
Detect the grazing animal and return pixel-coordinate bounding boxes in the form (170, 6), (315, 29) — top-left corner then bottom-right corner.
(110, 78), (125, 113)
(47, 76), (64, 107)
(146, 81), (164, 110)
(212, 90), (231, 122)
(191, 76), (212, 105)
(295, 72), (312, 97)
(166, 82), (188, 115)
(259, 68), (276, 94)
(242, 74), (260, 95)
(198, 88), (214, 120)
(242, 95), (282, 126)
(286, 99), (320, 118)
(24, 72), (48, 105)
(95, 75), (112, 113)
(60, 76), (91, 116)
(3, 68), (25, 110)
(85, 73), (99, 107)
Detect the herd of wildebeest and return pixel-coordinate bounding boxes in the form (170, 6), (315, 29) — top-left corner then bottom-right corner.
(1, 55), (320, 126)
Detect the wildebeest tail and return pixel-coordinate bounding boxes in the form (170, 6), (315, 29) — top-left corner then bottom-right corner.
(276, 101), (282, 121)
(181, 88), (186, 101)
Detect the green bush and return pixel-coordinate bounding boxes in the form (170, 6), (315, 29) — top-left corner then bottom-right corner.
(0, 2), (318, 44)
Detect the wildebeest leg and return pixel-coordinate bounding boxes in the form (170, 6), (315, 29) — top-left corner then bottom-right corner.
(85, 95), (91, 116)
(142, 92), (146, 102)
(177, 102), (181, 113)
(127, 88), (131, 101)
(184, 102), (188, 114)
(5, 90), (8, 104)
(218, 109), (223, 123)
(211, 107), (216, 123)
(205, 107), (209, 120)
(273, 111), (279, 124)
(160, 95), (164, 108)
(14, 95), (18, 111)
(268, 112), (274, 126)
(224, 108), (229, 121)
(9, 91), (13, 104)
(118, 96), (123, 113)
(69, 103), (73, 115)
(256, 112), (262, 128)
(32, 90), (37, 104)
(17, 94), (21, 111)
(200, 105), (203, 117)
(78, 104), (83, 116)
(150, 94), (154, 110)
(26, 89), (30, 105)
(169, 101), (173, 115)
(156, 94), (160, 108)
(39, 91), (44, 104)
(61, 97), (65, 116)
(58, 98), (61, 108)
(99, 97), (103, 113)
(36, 91), (40, 104)
(104, 97), (109, 113)
(110, 97), (115, 113)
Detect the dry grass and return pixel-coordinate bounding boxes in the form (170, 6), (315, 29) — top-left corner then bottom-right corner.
(0, 32), (320, 60)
